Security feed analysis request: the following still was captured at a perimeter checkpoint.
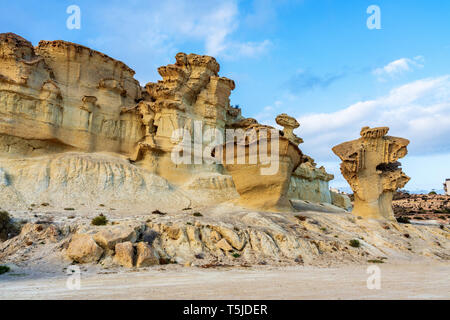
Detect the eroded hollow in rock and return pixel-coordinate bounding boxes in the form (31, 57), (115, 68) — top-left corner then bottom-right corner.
(376, 161), (401, 172)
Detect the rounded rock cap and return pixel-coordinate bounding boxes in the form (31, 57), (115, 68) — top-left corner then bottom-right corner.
(276, 113), (300, 129)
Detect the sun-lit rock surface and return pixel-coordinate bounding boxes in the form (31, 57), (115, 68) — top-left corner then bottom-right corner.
(0, 33), (338, 212)
(0, 34), (448, 273)
(333, 126), (410, 220)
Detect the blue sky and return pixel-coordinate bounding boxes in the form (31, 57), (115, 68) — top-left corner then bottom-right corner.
(1, 0), (450, 192)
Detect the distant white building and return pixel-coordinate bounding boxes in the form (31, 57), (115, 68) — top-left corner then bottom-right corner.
(445, 179), (450, 196)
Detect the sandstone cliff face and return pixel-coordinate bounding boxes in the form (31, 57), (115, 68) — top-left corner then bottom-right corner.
(0, 152), (190, 210)
(0, 33), (340, 212)
(0, 33), (143, 157)
(130, 52), (239, 185)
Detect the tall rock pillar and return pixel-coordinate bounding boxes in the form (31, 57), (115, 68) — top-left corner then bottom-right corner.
(332, 127), (410, 220)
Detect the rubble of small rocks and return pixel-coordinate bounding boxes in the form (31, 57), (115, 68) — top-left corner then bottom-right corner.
(1, 204), (448, 272)
(393, 192), (450, 224)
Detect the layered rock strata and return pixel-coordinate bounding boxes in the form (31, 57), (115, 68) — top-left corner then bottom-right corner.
(0, 33), (342, 212)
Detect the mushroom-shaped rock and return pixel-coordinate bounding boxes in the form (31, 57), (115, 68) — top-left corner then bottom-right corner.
(215, 123), (304, 212)
(275, 114), (303, 145)
(332, 126), (410, 220)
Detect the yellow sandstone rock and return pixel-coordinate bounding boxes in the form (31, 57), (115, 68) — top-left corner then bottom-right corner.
(93, 226), (137, 250)
(67, 234), (103, 263)
(215, 121), (304, 212)
(114, 241), (134, 268)
(135, 241), (159, 267)
(332, 126), (410, 220)
(216, 238), (233, 252)
(0, 33), (338, 213)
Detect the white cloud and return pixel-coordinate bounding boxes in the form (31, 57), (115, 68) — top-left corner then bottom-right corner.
(87, 0), (270, 63)
(277, 75), (450, 191)
(296, 75), (450, 164)
(229, 39), (272, 59)
(373, 56), (424, 81)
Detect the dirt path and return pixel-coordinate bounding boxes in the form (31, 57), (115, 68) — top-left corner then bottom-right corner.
(1, 263), (449, 299)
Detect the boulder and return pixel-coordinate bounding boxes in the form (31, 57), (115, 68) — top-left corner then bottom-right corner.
(212, 225), (246, 250)
(93, 226), (137, 250)
(216, 238), (233, 252)
(135, 242), (159, 267)
(67, 234), (103, 263)
(331, 191), (352, 211)
(114, 241), (134, 268)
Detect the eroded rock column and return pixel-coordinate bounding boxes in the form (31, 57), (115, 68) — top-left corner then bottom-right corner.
(216, 114), (304, 212)
(332, 127), (410, 220)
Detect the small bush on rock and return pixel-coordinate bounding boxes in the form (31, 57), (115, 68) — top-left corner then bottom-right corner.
(152, 210), (166, 216)
(367, 259), (384, 264)
(0, 265), (10, 275)
(349, 239), (360, 248)
(91, 214), (108, 226)
(0, 210), (18, 241)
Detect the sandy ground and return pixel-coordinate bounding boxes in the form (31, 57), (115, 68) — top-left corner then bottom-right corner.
(1, 263), (449, 300)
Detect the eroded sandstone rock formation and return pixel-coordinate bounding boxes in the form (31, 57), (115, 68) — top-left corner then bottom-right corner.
(0, 33), (342, 212)
(215, 119), (304, 212)
(288, 157), (334, 204)
(0, 33), (142, 156)
(131, 52), (239, 185)
(332, 126), (410, 220)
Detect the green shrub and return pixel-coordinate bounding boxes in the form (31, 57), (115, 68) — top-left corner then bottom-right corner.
(349, 239), (360, 248)
(367, 259), (384, 264)
(91, 214), (108, 226)
(152, 210), (166, 216)
(64, 208), (75, 211)
(232, 253), (240, 258)
(193, 212), (203, 217)
(0, 265), (10, 275)
(0, 210), (18, 241)
(0, 210), (10, 227)
(428, 191), (437, 195)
